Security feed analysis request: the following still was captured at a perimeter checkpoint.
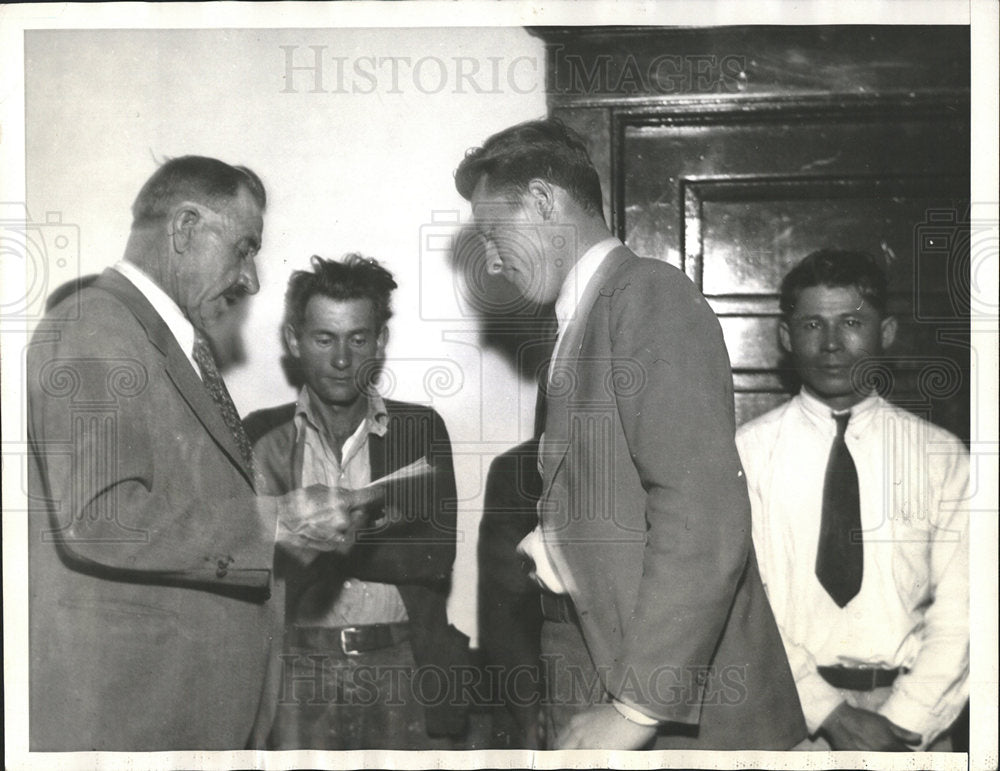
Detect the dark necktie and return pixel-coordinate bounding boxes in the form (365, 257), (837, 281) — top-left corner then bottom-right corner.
(815, 411), (863, 607)
(192, 333), (254, 472)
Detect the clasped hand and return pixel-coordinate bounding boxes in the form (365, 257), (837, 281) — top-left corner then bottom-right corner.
(276, 484), (383, 554)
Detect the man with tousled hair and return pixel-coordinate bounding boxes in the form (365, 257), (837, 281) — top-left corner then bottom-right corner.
(245, 254), (468, 749)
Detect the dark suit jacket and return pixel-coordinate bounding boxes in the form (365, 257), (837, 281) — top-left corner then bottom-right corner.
(244, 399), (469, 737)
(478, 439), (544, 747)
(540, 247), (806, 749)
(27, 268), (281, 751)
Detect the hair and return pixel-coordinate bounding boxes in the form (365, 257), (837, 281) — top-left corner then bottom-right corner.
(131, 155), (266, 226)
(284, 254), (398, 336)
(454, 118), (604, 216)
(779, 249), (889, 317)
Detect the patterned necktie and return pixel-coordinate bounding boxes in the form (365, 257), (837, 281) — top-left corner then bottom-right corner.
(815, 411), (863, 607)
(192, 333), (254, 472)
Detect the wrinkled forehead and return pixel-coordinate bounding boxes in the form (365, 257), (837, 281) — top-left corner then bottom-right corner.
(303, 294), (379, 330)
(206, 187), (264, 243)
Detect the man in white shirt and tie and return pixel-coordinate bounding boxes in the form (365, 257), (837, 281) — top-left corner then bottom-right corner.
(736, 249), (969, 751)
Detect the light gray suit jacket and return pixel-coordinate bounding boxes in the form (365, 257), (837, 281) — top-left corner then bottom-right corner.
(27, 268), (281, 750)
(540, 247), (806, 749)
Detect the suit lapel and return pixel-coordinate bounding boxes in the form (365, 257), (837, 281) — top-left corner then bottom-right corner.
(93, 269), (256, 488)
(540, 247), (636, 500)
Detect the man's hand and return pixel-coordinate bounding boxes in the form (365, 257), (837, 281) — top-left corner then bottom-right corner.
(555, 704), (658, 750)
(274, 484), (382, 555)
(819, 702), (922, 751)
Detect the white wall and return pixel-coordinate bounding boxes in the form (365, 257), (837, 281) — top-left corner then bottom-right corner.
(25, 27), (548, 641)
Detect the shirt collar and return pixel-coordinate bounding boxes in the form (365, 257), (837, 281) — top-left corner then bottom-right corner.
(796, 386), (881, 435)
(113, 260), (197, 367)
(294, 386), (389, 440)
(553, 236), (622, 334)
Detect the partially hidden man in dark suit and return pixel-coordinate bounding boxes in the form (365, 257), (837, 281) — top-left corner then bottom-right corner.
(27, 156), (363, 751)
(478, 438), (545, 748)
(455, 119), (807, 750)
(244, 255), (469, 749)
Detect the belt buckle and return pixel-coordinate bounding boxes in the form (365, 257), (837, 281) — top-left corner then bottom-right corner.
(339, 626), (363, 656)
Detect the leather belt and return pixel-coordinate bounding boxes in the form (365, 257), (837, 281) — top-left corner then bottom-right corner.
(540, 591), (577, 624)
(817, 665), (901, 692)
(293, 623), (410, 656)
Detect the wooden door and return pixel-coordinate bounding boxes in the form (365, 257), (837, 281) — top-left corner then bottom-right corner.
(534, 26), (971, 442)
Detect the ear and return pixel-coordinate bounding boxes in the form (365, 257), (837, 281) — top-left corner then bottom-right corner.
(525, 178), (556, 221)
(170, 205), (201, 253)
(283, 324), (301, 358)
(375, 325), (388, 356)
(778, 319), (793, 355)
(880, 314), (898, 349)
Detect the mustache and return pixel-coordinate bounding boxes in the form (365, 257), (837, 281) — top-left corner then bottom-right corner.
(223, 285), (251, 303)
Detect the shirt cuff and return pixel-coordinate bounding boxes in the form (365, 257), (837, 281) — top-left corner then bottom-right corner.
(517, 526), (568, 595)
(797, 670), (848, 734)
(612, 699), (660, 726)
(878, 691), (938, 749)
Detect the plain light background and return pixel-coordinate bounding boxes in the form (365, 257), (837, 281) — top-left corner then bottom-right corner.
(25, 27), (549, 641)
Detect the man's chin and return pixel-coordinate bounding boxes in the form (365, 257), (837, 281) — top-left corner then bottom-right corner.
(802, 382), (867, 408)
(193, 299), (235, 331)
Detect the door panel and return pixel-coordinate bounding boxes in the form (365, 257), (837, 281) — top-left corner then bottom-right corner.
(538, 27), (970, 442)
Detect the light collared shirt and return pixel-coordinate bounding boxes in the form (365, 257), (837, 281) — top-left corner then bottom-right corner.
(113, 260), (200, 377)
(549, 236), (623, 381)
(736, 389), (969, 745)
(292, 387), (408, 627)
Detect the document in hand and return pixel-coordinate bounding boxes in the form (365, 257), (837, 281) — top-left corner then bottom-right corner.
(358, 457), (436, 530)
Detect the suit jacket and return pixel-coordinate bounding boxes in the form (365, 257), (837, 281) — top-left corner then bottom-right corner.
(478, 439), (545, 747)
(244, 399), (469, 737)
(27, 268), (281, 751)
(540, 247), (806, 749)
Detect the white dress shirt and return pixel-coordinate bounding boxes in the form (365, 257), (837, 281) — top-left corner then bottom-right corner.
(736, 390), (969, 745)
(113, 260), (199, 376)
(549, 236), (623, 378)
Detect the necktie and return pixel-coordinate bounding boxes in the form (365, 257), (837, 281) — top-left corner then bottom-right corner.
(815, 411), (863, 607)
(192, 333), (255, 473)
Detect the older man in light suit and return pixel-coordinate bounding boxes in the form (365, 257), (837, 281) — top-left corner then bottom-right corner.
(456, 119), (806, 750)
(27, 156), (364, 751)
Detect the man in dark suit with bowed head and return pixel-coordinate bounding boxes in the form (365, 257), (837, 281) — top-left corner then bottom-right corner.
(27, 156), (364, 751)
(455, 119), (807, 750)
